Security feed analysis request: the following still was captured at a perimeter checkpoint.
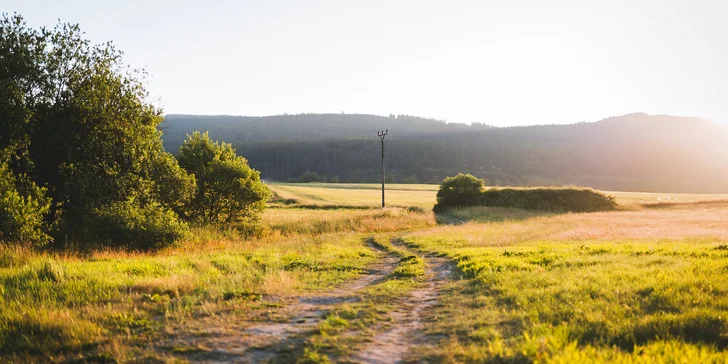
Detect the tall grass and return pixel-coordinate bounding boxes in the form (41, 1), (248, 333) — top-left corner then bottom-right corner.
(0, 206), (434, 362)
(404, 204), (728, 362)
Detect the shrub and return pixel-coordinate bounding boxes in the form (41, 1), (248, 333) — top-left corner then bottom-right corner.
(0, 162), (52, 248)
(434, 174), (617, 213)
(177, 131), (270, 231)
(434, 173), (485, 212)
(85, 199), (189, 251)
(479, 187), (617, 212)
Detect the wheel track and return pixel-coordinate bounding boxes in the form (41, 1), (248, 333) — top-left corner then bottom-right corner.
(167, 241), (399, 363)
(350, 246), (452, 364)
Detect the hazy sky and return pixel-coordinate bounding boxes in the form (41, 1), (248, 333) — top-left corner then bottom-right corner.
(4, 0), (727, 125)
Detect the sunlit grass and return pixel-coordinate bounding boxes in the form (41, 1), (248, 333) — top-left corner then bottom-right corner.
(0, 233), (382, 360)
(3, 182), (728, 362)
(271, 182), (728, 210)
(270, 183), (438, 208)
(404, 204), (728, 362)
(0, 205), (434, 362)
(263, 207), (434, 236)
(606, 190), (728, 205)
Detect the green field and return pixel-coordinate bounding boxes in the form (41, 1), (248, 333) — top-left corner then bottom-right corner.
(3, 183), (728, 363)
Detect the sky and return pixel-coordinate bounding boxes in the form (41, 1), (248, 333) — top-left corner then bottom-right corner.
(3, 0), (727, 126)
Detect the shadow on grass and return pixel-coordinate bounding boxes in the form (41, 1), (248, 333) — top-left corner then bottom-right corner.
(169, 331), (313, 364)
(434, 206), (556, 225)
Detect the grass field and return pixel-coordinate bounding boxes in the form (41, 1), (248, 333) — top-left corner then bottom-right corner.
(2, 183), (728, 363)
(270, 182), (728, 209)
(270, 183), (438, 208)
(404, 202), (728, 362)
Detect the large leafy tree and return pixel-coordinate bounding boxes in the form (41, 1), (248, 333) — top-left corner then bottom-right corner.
(0, 14), (194, 248)
(178, 131), (270, 228)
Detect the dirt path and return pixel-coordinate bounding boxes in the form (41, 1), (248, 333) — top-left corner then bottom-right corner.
(350, 256), (452, 364)
(171, 250), (399, 363)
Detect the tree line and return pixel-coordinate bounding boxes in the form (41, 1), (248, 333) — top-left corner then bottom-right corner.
(162, 113), (728, 193)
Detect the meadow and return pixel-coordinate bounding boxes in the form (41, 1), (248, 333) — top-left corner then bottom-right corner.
(2, 183), (728, 363)
(270, 182), (728, 209)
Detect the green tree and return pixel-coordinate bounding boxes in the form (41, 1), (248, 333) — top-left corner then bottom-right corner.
(403, 174), (419, 184)
(298, 171), (320, 183)
(178, 131), (270, 229)
(0, 14), (193, 249)
(434, 173), (485, 212)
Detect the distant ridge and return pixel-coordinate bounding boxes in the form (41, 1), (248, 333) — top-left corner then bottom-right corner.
(161, 113), (728, 193)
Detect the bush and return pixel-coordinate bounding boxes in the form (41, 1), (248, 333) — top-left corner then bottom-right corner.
(434, 174), (485, 212)
(0, 162), (52, 248)
(177, 131), (270, 230)
(85, 199), (189, 251)
(478, 187), (617, 212)
(434, 174), (617, 213)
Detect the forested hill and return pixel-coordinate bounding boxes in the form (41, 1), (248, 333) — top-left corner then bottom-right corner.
(161, 114), (483, 151)
(161, 113), (728, 193)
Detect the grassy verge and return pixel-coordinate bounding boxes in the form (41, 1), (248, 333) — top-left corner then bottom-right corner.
(403, 205), (728, 362)
(263, 207), (433, 237)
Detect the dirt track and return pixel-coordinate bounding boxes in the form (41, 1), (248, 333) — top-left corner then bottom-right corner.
(350, 257), (452, 364)
(169, 253), (399, 363)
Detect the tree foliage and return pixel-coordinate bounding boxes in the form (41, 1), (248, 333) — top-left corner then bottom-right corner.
(161, 113), (728, 193)
(0, 161), (51, 247)
(434, 174), (486, 212)
(84, 199), (190, 251)
(297, 171), (321, 183)
(0, 14), (195, 249)
(178, 131), (270, 229)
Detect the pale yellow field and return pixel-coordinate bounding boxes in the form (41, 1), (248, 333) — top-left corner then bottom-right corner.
(270, 183), (438, 208)
(270, 182), (727, 209)
(605, 190), (728, 204)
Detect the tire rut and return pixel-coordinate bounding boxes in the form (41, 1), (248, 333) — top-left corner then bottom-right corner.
(170, 244), (398, 363)
(350, 255), (452, 364)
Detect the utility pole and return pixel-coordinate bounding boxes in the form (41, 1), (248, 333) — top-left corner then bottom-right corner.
(377, 129), (388, 208)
